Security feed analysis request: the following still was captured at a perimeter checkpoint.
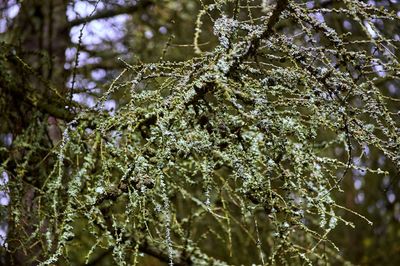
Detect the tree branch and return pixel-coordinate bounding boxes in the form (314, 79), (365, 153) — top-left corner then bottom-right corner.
(249, 0), (289, 54)
(0, 49), (75, 121)
(68, 1), (153, 28)
(227, 0), (289, 75)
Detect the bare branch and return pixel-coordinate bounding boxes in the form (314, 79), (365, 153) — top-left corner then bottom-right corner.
(68, 1), (153, 28)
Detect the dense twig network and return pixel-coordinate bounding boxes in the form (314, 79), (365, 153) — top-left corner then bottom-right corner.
(1, 0), (399, 265)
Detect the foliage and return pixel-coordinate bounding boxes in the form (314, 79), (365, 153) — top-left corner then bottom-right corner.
(1, 0), (399, 265)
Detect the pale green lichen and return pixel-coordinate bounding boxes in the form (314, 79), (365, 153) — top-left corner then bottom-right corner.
(2, 0), (399, 265)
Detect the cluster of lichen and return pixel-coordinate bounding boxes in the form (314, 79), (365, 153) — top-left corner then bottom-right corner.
(2, 0), (399, 265)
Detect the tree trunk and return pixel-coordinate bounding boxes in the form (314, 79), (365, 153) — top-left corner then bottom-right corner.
(4, 1), (70, 265)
